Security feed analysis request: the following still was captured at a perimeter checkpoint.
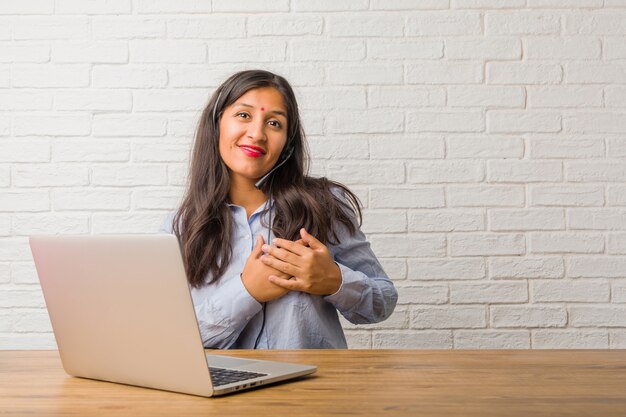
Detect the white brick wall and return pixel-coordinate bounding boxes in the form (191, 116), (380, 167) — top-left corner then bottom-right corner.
(1, 1), (626, 350)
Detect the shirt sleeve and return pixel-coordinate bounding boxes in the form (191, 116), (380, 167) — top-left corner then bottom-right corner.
(157, 212), (262, 349)
(323, 196), (398, 325)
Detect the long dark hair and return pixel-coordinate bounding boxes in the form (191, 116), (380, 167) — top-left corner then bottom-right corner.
(174, 69), (362, 288)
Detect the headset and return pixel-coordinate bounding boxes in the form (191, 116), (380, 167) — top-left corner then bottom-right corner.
(213, 90), (295, 348)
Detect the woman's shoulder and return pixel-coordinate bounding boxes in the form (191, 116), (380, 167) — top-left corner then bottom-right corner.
(158, 211), (177, 234)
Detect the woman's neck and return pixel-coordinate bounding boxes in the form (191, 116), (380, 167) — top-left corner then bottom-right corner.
(228, 175), (268, 219)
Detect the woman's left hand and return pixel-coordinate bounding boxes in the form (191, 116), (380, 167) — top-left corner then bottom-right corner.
(261, 228), (342, 296)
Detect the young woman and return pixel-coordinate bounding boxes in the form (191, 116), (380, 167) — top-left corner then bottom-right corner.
(160, 69), (397, 349)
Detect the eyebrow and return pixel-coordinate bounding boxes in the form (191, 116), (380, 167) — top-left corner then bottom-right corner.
(233, 102), (287, 118)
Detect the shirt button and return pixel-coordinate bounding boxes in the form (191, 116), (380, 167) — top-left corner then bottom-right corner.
(244, 234), (251, 240)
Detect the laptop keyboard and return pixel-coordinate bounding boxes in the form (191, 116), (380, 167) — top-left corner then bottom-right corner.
(209, 367), (268, 387)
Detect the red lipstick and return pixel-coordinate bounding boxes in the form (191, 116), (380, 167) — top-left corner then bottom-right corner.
(239, 145), (266, 158)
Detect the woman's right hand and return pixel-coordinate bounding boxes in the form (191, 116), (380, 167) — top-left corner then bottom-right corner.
(241, 235), (291, 303)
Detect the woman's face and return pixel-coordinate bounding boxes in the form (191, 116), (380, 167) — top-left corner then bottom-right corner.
(218, 87), (289, 185)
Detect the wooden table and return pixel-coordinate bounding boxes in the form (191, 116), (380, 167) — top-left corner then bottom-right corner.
(2, 349), (626, 416)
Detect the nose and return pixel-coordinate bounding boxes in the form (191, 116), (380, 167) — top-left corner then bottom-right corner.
(246, 118), (266, 142)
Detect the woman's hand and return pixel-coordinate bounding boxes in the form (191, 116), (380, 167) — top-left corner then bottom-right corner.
(261, 228), (342, 296)
(241, 235), (291, 303)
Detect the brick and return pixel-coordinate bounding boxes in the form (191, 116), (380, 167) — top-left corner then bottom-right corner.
(168, 17), (245, 39)
(604, 85), (626, 107)
(454, 330), (530, 349)
(408, 160), (484, 183)
(370, 234), (446, 257)
(525, 37), (601, 60)
(567, 162), (626, 182)
(0, 216), (9, 236)
(248, 16), (322, 36)
(53, 139), (129, 162)
(294, 0), (368, 12)
(373, 330), (453, 349)
(533, 280), (609, 302)
(566, 63), (626, 83)
(450, 281), (528, 304)
(344, 331), (371, 349)
(368, 86), (445, 108)
(411, 306), (486, 329)
(453, 0), (525, 7)
(608, 138), (626, 158)
(92, 115), (166, 137)
(0, 290), (46, 308)
(530, 185), (604, 207)
(133, 139), (192, 163)
(93, 17), (166, 39)
(13, 309), (52, 332)
(130, 40), (206, 63)
(570, 306), (626, 327)
(54, 89), (131, 111)
(133, 89), (207, 112)
(528, 0), (602, 6)
(12, 262), (39, 284)
(448, 86), (525, 108)
(488, 160), (562, 182)
(91, 164), (167, 186)
(406, 11), (482, 35)
(370, 187), (444, 209)
(446, 38), (521, 60)
(361, 210), (407, 233)
(395, 285), (448, 305)
(53, 189), (130, 211)
(487, 111), (561, 133)
(608, 185), (626, 206)
(0, 44), (49, 63)
(368, 40), (443, 60)
(12, 214), (89, 235)
(568, 257), (626, 278)
(565, 12), (626, 34)
(605, 37), (626, 60)
(212, 0), (289, 12)
(532, 330), (608, 349)
(210, 40), (285, 63)
(327, 110), (403, 134)
(379, 258), (407, 280)
(530, 232), (604, 254)
(370, 137), (444, 160)
(447, 185), (525, 207)
(408, 258), (486, 280)
(92, 213), (168, 234)
(0, 0), (53, 14)
(168, 163), (188, 186)
(135, 0), (211, 13)
(608, 233), (626, 254)
(166, 115), (199, 137)
(407, 111), (485, 133)
(92, 65), (167, 88)
(447, 136), (524, 158)
(0, 116), (8, 136)
(409, 210), (485, 232)
(0, 139), (50, 162)
(485, 11), (560, 35)
(564, 112), (626, 134)
(487, 63), (562, 84)
(529, 138), (604, 158)
(327, 15), (404, 37)
(309, 137), (368, 160)
(0, 238), (31, 261)
(56, 0), (130, 14)
(489, 209), (564, 231)
(298, 87), (366, 110)
(0, 191), (49, 212)
(449, 233), (525, 256)
(0, 334), (56, 350)
(407, 62), (483, 84)
(569, 209), (626, 230)
(328, 162), (404, 185)
(13, 165), (89, 187)
(613, 282), (626, 302)
(292, 40), (365, 62)
(14, 17), (89, 40)
(52, 41), (128, 63)
(373, 0), (449, 9)
(12, 64), (89, 87)
(492, 306), (567, 328)
(490, 256), (564, 279)
(527, 86), (603, 108)
(611, 331), (626, 348)
(327, 64), (403, 85)
(13, 115), (90, 137)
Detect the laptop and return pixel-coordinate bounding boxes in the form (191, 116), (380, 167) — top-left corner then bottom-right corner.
(29, 234), (316, 397)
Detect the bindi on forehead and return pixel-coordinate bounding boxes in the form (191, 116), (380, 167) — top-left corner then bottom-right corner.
(260, 107), (265, 112)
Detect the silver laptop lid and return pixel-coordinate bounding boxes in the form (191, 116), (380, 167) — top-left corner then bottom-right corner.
(29, 235), (214, 397)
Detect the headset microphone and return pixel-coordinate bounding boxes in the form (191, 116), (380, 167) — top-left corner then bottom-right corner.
(254, 145), (293, 189)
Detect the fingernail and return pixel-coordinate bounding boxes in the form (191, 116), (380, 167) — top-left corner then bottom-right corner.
(262, 244), (269, 251)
